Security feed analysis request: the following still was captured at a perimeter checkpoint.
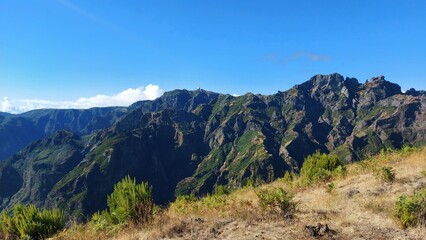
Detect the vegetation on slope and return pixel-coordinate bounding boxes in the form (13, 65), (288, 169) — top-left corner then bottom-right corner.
(0, 203), (64, 240)
(46, 145), (426, 240)
(91, 175), (154, 228)
(394, 188), (426, 228)
(2, 73), (426, 224)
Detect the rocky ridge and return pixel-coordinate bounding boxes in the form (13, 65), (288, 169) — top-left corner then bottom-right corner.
(0, 73), (425, 219)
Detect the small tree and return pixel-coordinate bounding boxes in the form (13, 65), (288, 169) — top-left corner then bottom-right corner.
(107, 176), (154, 225)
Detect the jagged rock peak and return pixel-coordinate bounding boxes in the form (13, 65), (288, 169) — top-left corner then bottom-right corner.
(310, 73), (345, 86)
(297, 73), (346, 91)
(370, 75), (386, 82)
(405, 88), (426, 96)
(364, 75), (402, 97)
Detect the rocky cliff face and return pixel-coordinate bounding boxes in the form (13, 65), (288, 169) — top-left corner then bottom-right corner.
(0, 73), (425, 220)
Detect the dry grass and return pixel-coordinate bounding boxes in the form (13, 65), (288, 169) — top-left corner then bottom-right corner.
(52, 147), (426, 239)
(53, 224), (113, 240)
(292, 147), (426, 239)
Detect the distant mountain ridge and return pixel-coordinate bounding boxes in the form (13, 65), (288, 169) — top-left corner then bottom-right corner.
(0, 107), (128, 161)
(0, 73), (425, 220)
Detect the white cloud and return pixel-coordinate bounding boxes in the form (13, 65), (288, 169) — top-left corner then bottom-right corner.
(1, 97), (13, 113)
(1, 84), (163, 114)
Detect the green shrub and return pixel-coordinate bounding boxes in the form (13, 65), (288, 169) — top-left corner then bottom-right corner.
(201, 193), (227, 210)
(256, 187), (296, 218)
(106, 176), (154, 225)
(0, 209), (16, 239)
(400, 145), (416, 155)
(90, 210), (113, 232)
(376, 166), (395, 183)
(282, 171), (294, 183)
(333, 165), (346, 178)
(244, 179), (255, 188)
(0, 203), (64, 240)
(326, 182), (336, 193)
(300, 152), (344, 184)
(213, 185), (230, 196)
(170, 194), (197, 213)
(394, 188), (426, 228)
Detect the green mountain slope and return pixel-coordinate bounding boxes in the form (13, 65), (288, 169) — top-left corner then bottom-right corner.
(1, 73), (425, 220)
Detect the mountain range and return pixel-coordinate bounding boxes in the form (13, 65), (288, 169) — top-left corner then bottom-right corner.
(0, 73), (425, 220)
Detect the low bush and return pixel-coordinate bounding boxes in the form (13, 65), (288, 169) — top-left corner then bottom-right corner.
(326, 182), (336, 193)
(256, 187), (296, 218)
(213, 185), (230, 196)
(0, 203), (64, 240)
(0, 209), (16, 239)
(89, 210), (114, 232)
(201, 193), (227, 210)
(244, 179), (255, 188)
(394, 188), (426, 228)
(107, 175), (154, 225)
(281, 171), (294, 183)
(169, 194), (197, 213)
(300, 152), (344, 184)
(400, 145), (417, 155)
(89, 175), (154, 231)
(376, 166), (395, 183)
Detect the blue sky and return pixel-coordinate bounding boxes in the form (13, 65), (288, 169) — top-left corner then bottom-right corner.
(1, 0), (425, 112)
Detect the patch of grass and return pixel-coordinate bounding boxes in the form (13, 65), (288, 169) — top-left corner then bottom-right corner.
(350, 145), (422, 176)
(213, 185), (230, 196)
(52, 223), (112, 240)
(169, 194), (197, 213)
(169, 192), (228, 217)
(363, 198), (389, 214)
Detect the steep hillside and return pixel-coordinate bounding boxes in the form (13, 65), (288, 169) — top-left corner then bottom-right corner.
(0, 73), (425, 219)
(0, 131), (85, 210)
(0, 107), (128, 161)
